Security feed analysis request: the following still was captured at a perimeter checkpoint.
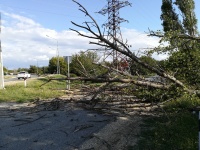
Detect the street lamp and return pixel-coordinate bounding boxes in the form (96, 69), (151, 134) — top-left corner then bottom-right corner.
(46, 35), (60, 74)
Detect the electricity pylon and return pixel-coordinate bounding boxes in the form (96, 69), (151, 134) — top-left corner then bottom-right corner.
(98, 0), (131, 70)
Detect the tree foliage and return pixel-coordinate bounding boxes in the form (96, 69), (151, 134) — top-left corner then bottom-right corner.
(28, 65), (48, 75)
(17, 68), (29, 72)
(48, 57), (67, 75)
(70, 51), (107, 77)
(159, 0), (200, 86)
(28, 65), (38, 74)
(175, 0), (198, 36)
(161, 0), (183, 33)
(130, 56), (158, 76)
(3, 66), (7, 72)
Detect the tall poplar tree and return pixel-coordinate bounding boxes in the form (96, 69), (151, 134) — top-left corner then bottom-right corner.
(161, 0), (183, 33)
(175, 0), (198, 36)
(160, 0), (200, 85)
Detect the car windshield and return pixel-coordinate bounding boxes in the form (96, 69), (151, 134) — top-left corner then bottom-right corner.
(19, 72), (26, 74)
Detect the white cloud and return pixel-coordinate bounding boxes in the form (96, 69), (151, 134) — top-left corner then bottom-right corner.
(122, 28), (159, 48)
(4, 12), (41, 28)
(1, 12), (166, 69)
(122, 28), (168, 60)
(1, 12), (94, 69)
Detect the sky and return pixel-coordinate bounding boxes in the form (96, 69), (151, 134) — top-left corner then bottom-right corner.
(0, 0), (200, 70)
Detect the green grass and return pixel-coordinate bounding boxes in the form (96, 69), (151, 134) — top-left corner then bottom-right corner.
(134, 112), (198, 150)
(4, 75), (15, 79)
(133, 94), (200, 150)
(0, 75), (73, 103)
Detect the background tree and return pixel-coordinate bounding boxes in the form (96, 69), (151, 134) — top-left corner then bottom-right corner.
(3, 66), (8, 75)
(48, 57), (67, 75)
(28, 65), (48, 75)
(28, 65), (38, 74)
(17, 68), (29, 72)
(70, 51), (107, 77)
(59, 57), (68, 75)
(48, 57), (57, 74)
(40, 66), (49, 74)
(130, 56), (158, 76)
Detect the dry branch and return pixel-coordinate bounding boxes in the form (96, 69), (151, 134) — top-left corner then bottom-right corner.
(90, 82), (111, 102)
(48, 77), (169, 89)
(12, 114), (47, 127)
(149, 30), (200, 42)
(73, 124), (94, 133)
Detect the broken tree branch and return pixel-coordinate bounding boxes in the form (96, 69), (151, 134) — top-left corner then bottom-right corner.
(48, 77), (169, 89)
(70, 0), (197, 95)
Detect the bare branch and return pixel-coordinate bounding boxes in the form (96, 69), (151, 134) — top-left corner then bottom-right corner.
(149, 30), (200, 42)
(89, 41), (110, 48)
(94, 62), (134, 79)
(72, 0), (102, 36)
(70, 28), (99, 39)
(50, 77), (169, 89)
(90, 82), (111, 102)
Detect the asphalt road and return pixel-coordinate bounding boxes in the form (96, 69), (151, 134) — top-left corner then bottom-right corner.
(0, 102), (115, 150)
(4, 75), (38, 83)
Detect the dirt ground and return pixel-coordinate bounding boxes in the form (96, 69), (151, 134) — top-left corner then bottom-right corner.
(0, 90), (144, 150)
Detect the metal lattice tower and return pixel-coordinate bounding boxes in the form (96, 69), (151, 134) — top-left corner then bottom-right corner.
(98, 0), (131, 69)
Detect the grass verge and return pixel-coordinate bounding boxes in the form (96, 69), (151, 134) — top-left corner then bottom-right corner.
(133, 94), (200, 150)
(0, 75), (72, 103)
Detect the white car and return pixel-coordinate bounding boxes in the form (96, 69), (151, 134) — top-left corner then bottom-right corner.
(17, 71), (31, 79)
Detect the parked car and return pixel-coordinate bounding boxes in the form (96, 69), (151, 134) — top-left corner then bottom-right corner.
(17, 71), (31, 79)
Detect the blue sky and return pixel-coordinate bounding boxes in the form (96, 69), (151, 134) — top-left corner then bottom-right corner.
(0, 0), (200, 69)
(1, 0), (164, 31)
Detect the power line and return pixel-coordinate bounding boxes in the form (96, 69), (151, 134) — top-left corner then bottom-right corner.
(0, 3), (105, 22)
(0, 3), (78, 17)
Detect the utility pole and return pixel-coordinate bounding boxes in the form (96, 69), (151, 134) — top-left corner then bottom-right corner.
(0, 12), (4, 89)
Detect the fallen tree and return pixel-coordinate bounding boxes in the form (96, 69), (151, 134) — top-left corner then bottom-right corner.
(40, 0), (200, 111)
(67, 0), (200, 97)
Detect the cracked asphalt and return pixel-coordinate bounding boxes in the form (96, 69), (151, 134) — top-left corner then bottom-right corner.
(0, 102), (115, 150)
